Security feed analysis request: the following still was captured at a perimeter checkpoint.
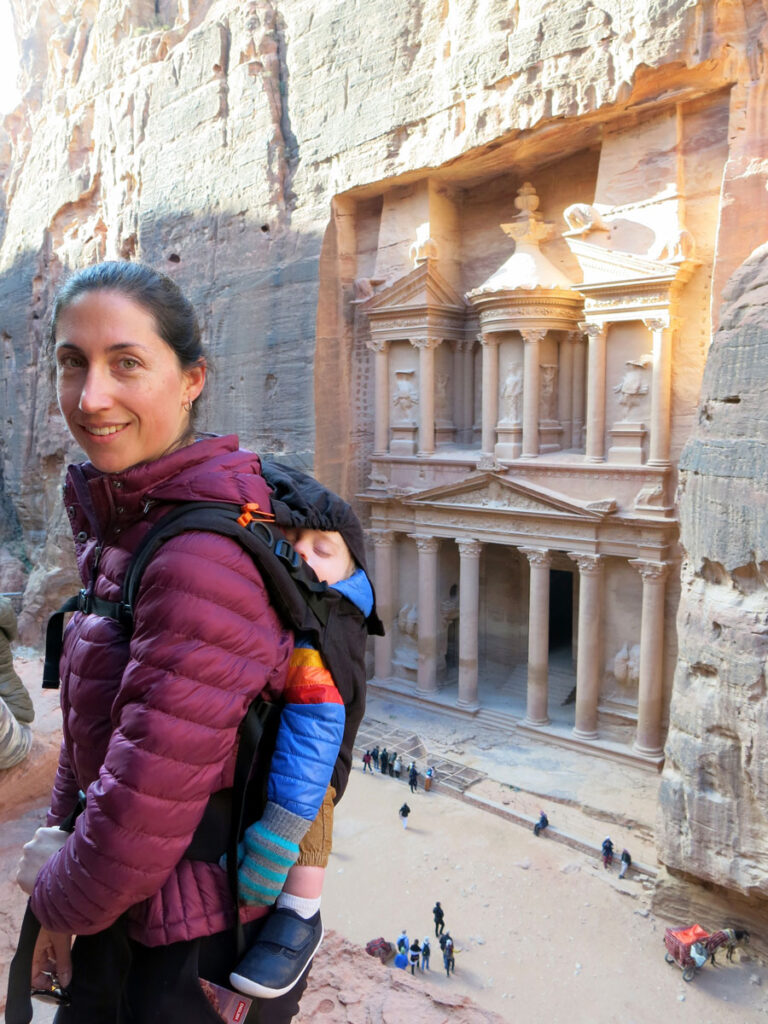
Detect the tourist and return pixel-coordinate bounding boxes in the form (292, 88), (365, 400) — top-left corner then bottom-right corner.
(433, 901), (445, 936)
(398, 801), (411, 829)
(11, 262), (355, 1023)
(362, 750), (373, 773)
(408, 938), (421, 974)
(420, 937), (431, 971)
(380, 747), (389, 774)
(396, 928), (409, 955)
(408, 762), (418, 793)
(388, 751), (396, 777)
(371, 745), (380, 770)
(619, 848), (632, 879)
(602, 836), (614, 869)
(424, 765), (434, 791)
(0, 597), (34, 770)
(533, 810), (549, 836)
(443, 935), (455, 976)
(393, 754), (403, 779)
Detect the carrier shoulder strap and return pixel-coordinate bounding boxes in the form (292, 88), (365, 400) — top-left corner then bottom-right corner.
(43, 501), (333, 691)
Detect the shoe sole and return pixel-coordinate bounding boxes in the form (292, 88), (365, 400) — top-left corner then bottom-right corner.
(229, 926), (324, 999)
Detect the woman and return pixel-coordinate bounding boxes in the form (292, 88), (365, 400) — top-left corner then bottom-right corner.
(14, 262), (310, 1023)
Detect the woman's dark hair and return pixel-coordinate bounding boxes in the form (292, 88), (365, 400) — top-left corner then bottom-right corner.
(49, 261), (205, 372)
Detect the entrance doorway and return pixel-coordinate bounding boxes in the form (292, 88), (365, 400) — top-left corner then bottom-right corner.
(549, 569), (573, 651)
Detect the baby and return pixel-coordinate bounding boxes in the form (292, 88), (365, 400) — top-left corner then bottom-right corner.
(230, 527), (373, 999)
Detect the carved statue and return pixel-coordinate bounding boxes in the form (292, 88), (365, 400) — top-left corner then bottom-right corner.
(634, 482), (665, 508)
(435, 372), (451, 419)
(613, 643), (640, 687)
(392, 369), (418, 421)
(563, 203), (608, 235)
(539, 364), (557, 420)
(613, 355), (651, 412)
(650, 225), (696, 263)
(500, 364), (523, 422)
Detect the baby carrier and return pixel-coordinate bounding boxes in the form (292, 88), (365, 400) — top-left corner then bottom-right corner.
(7, 461), (383, 1024)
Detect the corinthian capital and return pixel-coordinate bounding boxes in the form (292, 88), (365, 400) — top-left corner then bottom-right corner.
(366, 336), (389, 353)
(457, 538), (482, 559)
(520, 329), (547, 345)
(578, 321), (606, 341)
(369, 529), (396, 548)
(520, 546), (551, 568)
(411, 336), (440, 350)
(409, 534), (440, 554)
(629, 559), (670, 582)
(568, 551), (604, 575)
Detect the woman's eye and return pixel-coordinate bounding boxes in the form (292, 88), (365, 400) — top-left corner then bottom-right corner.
(57, 355), (83, 370)
(119, 357), (140, 370)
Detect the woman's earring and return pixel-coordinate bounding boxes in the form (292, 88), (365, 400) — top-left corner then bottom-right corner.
(183, 398), (193, 412)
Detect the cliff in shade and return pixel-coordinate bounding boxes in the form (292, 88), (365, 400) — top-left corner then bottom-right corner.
(1, 0), (768, 952)
(653, 243), (768, 942)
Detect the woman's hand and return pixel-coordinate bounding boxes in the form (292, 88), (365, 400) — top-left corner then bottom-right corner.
(31, 928), (73, 989)
(16, 826), (69, 895)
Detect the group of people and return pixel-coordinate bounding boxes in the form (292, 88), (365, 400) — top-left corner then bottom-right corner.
(363, 746), (435, 792)
(601, 837), (632, 877)
(392, 901), (455, 978)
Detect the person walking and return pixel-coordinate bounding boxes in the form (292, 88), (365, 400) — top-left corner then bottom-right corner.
(420, 937), (431, 971)
(433, 901), (445, 937)
(362, 750), (373, 773)
(619, 848), (632, 878)
(408, 938), (421, 974)
(408, 762), (418, 793)
(398, 802), (411, 829)
(443, 935), (455, 976)
(396, 928), (409, 955)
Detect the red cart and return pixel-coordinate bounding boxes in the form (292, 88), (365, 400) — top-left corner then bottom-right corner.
(664, 924), (710, 982)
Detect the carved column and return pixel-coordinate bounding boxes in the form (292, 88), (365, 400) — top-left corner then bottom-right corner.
(557, 333), (573, 450)
(480, 333), (499, 457)
(568, 553), (604, 739)
(571, 331), (586, 449)
(456, 538), (482, 709)
(520, 547), (551, 725)
(368, 338), (390, 454)
(452, 339), (474, 444)
(410, 534), (440, 693)
(644, 317), (674, 467)
(464, 340), (476, 443)
(371, 530), (395, 679)
(582, 322), (607, 462)
(413, 337), (438, 456)
(521, 329), (546, 458)
(630, 559), (669, 756)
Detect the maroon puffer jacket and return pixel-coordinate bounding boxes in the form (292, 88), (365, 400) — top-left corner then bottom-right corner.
(30, 435), (293, 946)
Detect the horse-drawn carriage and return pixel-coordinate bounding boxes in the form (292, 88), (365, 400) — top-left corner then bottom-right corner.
(664, 924), (750, 982)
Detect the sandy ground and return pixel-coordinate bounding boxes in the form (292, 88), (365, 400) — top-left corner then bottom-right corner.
(321, 766), (768, 1023)
(6, 659), (767, 1023)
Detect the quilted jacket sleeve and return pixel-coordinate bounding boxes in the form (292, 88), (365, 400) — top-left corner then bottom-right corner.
(30, 530), (292, 936)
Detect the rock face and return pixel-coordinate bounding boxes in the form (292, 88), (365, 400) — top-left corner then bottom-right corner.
(1, 0), (768, 942)
(655, 243), (768, 946)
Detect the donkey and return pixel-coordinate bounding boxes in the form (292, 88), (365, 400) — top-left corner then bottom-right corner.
(705, 928), (750, 966)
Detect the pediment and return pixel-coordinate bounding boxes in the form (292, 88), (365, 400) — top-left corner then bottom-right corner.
(565, 237), (680, 288)
(402, 473), (608, 520)
(364, 261), (467, 315)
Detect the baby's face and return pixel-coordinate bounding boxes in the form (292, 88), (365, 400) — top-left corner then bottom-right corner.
(288, 528), (355, 585)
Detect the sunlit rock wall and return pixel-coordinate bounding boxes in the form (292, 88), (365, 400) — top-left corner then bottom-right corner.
(654, 244), (768, 947)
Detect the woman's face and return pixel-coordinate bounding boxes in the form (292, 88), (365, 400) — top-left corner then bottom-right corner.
(55, 289), (205, 474)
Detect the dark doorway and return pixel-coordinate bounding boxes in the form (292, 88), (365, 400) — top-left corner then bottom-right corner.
(549, 569), (573, 651)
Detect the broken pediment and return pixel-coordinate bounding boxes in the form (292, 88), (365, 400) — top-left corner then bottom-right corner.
(364, 260), (467, 315)
(402, 473), (612, 520)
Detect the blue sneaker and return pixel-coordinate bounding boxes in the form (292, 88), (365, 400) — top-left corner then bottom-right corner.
(229, 908), (323, 999)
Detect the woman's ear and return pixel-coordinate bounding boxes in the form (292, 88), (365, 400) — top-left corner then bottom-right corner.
(184, 362), (206, 404)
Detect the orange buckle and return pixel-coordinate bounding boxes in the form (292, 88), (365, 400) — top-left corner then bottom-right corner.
(237, 503), (276, 528)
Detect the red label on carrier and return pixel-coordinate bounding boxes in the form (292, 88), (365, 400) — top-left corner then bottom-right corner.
(233, 1002), (246, 1022)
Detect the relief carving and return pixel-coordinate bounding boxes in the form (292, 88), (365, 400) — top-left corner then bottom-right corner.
(392, 369), (418, 422)
(539, 364), (558, 420)
(499, 364), (523, 423)
(613, 355), (651, 413)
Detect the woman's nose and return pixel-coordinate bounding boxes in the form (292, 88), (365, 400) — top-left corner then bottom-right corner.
(78, 366), (113, 412)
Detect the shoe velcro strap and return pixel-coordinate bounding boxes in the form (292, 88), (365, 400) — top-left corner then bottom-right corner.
(259, 912), (316, 953)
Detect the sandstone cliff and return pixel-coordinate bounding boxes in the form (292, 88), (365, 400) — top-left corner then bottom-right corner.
(654, 242), (768, 945)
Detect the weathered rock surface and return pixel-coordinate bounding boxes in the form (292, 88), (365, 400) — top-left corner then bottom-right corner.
(655, 243), (768, 940)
